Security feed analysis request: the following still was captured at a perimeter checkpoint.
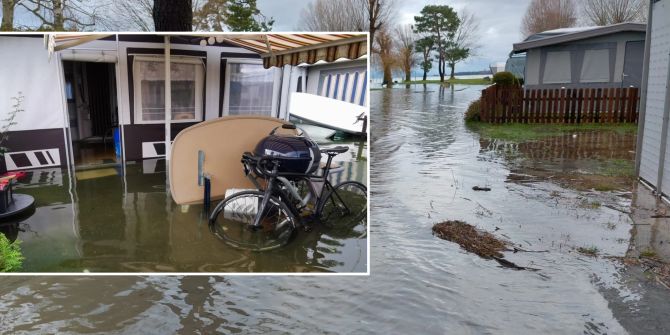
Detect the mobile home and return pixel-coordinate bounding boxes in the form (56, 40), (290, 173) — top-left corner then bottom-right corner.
(0, 33), (368, 171)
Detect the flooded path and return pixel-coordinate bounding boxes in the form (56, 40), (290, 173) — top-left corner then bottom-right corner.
(1, 85), (668, 334)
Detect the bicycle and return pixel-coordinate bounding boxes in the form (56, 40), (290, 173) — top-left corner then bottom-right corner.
(208, 129), (367, 251)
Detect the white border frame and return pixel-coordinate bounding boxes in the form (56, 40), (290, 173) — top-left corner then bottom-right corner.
(0, 31), (370, 277)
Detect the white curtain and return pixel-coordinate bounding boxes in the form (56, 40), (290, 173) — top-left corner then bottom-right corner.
(134, 58), (203, 122)
(228, 63), (274, 116)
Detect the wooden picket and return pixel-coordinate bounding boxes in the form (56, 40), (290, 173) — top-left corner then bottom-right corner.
(479, 86), (639, 124)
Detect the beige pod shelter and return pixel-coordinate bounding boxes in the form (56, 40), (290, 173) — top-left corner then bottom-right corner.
(169, 116), (296, 205)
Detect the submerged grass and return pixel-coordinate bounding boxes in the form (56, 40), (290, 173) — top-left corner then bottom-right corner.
(405, 78), (491, 85)
(577, 246), (600, 257)
(432, 220), (508, 259)
(467, 121), (638, 142)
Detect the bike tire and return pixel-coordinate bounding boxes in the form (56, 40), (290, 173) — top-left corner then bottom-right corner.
(317, 181), (367, 228)
(209, 190), (298, 251)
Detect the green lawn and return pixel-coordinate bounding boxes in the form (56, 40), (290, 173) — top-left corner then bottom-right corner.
(466, 121), (638, 142)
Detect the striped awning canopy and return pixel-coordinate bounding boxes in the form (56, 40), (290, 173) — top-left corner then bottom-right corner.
(47, 33), (367, 68)
(224, 34), (368, 68)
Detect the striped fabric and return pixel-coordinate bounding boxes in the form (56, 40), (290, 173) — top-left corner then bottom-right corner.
(319, 70), (368, 106)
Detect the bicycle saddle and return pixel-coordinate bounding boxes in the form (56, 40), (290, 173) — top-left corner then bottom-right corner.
(321, 146), (349, 155)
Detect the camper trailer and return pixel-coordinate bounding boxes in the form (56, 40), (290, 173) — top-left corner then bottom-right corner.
(0, 33), (368, 172)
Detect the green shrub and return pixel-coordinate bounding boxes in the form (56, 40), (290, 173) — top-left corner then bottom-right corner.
(492, 71), (516, 86)
(465, 99), (481, 122)
(0, 234), (23, 272)
(516, 77), (524, 85)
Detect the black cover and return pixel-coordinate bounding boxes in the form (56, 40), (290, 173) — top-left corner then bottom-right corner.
(254, 134), (321, 175)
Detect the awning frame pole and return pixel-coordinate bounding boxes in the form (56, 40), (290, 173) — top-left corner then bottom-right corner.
(164, 36), (172, 162)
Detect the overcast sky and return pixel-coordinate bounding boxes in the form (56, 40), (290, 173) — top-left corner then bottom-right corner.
(259, 0), (534, 73)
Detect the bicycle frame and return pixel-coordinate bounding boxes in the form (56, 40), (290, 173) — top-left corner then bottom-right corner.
(246, 151), (351, 230)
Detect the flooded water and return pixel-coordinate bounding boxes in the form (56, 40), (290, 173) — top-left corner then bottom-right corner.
(1, 85), (668, 334)
(1, 139), (367, 273)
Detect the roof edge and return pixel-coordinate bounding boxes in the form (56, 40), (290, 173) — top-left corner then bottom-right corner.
(513, 22), (646, 53)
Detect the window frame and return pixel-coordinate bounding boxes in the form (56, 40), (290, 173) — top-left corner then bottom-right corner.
(223, 58), (281, 117)
(132, 55), (205, 125)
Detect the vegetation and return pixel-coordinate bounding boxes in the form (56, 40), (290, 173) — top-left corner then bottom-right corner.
(415, 37), (434, 81)
(577, 245), (599, 257)
(0, 234), (23, 272)
(466, 122), (638, 142)
(581, 0), (646, 25)
(1, 92), (23, 155)
(639, 249), (657, 258)
(414, 5), (460, 83)
(492, 72), (517, 87)
(464, 100), (481, 122)
(521, 0), (577, 37)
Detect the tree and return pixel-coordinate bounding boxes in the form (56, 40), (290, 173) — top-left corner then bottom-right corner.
(445, 9), (480, 79)
(374, 27), (395, 87)
(1, 0), (20, 31)
(16, 0), (99, 31)
(298, 0), (366, 31)
(521, 0), (577, 37)
(581, 0), (646, 25)
(395, 24), (415, 82)
(414, 5), (460, 83)
(153, 0), (192, 31)
(367, 0), (395, 47)
(224, 0), (273, 31)
(415, 37), (433, 81)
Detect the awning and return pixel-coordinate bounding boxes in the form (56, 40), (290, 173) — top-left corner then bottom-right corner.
(47, 33), (368, 68)
(223, 34), (368, 68)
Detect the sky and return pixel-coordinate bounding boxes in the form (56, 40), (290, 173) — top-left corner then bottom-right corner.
(258, 0), (534, 73)
(6, 0), (534, 73)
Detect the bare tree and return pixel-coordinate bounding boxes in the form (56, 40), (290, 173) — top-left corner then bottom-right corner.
(298, 0), (395, 48)
(298, 0), (366, 31)
(1, 0), (21, 31)
(521, 0), (577, 37)
(395, 24), (416, 82)
(581, 0), (646, 25)
(446, 9), (480, 79)
(374, 27), (395, 87)
(17, 0), (100, 30)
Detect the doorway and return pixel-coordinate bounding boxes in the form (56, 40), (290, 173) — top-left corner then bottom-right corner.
(63, 61), (120, 169)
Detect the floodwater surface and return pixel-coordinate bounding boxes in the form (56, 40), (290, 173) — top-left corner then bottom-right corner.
(1, 85), (668, 334)
(1, 139), (367, 273)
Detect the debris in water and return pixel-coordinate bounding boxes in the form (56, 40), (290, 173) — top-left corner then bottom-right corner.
(576, 246), (599, 257)
(432, 220), (539, 271)
(472, 186), (491, 191)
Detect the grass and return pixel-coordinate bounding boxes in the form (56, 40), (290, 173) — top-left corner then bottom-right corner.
(466, 121), (638, 142)
(577, 245), (599, 257)
(640, 249), (657, 258)
(0, 234), (23, 272)
(597, 159), (636, 178)
(579, 199), (602, 209)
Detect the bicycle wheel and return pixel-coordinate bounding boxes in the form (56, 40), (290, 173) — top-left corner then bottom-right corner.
(209, 190), (297, 251)
(318, 181), (367, 230)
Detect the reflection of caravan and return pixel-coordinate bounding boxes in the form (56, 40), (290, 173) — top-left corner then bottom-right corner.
(0, 34), (368, 171)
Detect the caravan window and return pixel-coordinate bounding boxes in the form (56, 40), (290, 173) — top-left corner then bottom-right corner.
(542, 51), (571, 84)
(580, 49), (610, 83)
(133, 56), (205, 123)
(225, 62), (277, 116)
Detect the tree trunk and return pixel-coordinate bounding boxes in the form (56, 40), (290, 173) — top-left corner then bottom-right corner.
(438, 58), (445, 82)
(53, 0), (64, 30)
(422, 70), (427, 81)
(405, 69), (411, 83)
(449, 63), (455, 79)
(153, 0), (193, 31)
(1, 0), (14, 31)
(383, 62), (393, 88)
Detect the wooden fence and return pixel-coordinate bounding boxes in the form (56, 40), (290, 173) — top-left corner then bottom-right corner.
(479, 86), (639, 124)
